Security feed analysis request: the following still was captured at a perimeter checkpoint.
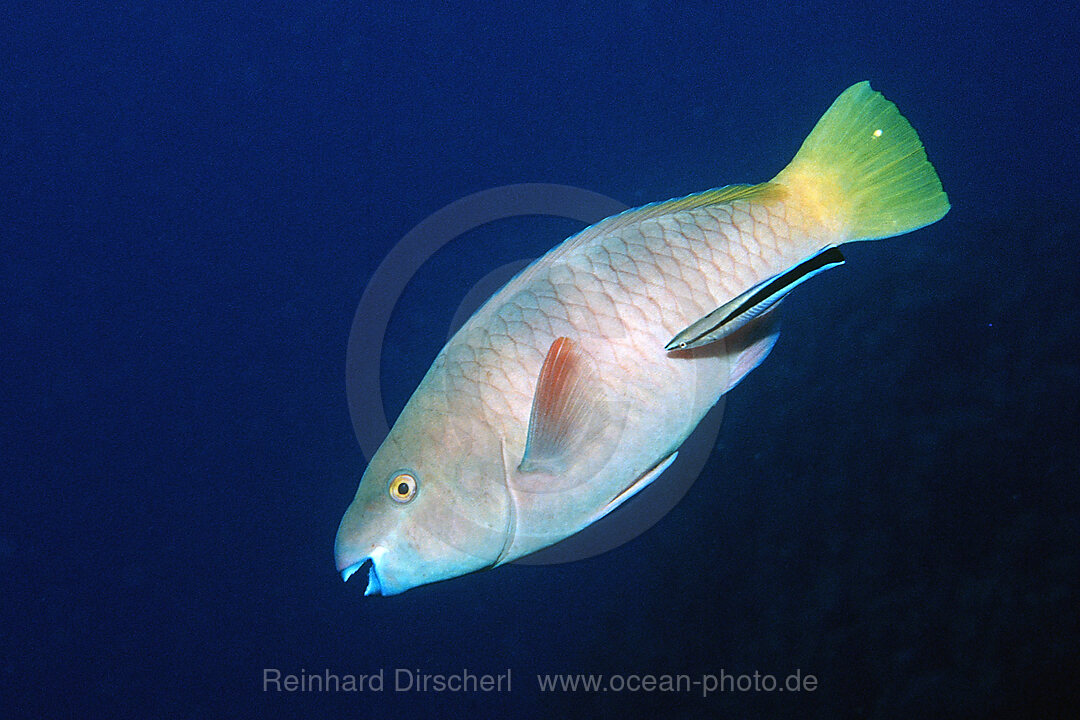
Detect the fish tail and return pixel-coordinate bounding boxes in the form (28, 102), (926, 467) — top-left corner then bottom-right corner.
(772, 81), (949, 242)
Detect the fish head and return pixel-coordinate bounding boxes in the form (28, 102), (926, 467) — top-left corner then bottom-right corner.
(334, 387), (512, 596)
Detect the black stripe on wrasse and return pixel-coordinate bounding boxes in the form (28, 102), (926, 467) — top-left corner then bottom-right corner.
(665, 246), (846, 351)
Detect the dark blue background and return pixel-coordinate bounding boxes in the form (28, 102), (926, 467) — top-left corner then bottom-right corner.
(3, 1), (1078, 717)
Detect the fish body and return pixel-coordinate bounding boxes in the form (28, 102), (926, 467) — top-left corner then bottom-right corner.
(336, 82), (949, 596)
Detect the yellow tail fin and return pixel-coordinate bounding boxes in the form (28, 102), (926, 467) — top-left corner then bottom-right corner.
(773, 81), (949, 242)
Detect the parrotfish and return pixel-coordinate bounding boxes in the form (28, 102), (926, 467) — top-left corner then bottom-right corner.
(335, 82), (949, 595)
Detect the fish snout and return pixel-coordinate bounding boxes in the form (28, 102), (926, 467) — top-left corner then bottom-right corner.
(334, 522), (392, 596)
(334, 501), (394, 595)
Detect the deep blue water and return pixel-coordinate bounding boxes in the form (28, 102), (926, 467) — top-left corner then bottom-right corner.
(3, 2), (1078, 718)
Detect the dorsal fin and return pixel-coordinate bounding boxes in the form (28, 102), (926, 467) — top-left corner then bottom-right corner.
(592, 183), (783, 233)
(512, 183), (784, 288)
(519, 337), (606, 475)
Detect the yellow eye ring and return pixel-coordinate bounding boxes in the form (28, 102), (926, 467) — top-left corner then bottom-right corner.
(388, 472), (418, 503)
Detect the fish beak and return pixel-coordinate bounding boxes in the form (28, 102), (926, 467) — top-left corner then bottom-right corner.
(363, 561), (383, 596)
(337, 547), (389, 596)
(340, 561), (362, 584)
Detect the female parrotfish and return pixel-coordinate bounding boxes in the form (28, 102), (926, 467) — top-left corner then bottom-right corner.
(335, 82), (949, 596)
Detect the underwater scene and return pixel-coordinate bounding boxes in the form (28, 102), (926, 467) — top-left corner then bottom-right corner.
(3, 1), (1078, 718)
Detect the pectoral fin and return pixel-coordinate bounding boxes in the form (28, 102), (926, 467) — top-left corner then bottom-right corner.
(519, 337), (607, 475)
(665, 246), (845, 351)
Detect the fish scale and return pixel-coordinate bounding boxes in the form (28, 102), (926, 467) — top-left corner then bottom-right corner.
(408, 198), (815, 566)
(335, 82), (949, 595)
(456, 197), (810, 425)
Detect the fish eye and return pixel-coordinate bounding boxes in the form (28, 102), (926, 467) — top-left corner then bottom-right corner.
(388, 472), (417, 503)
